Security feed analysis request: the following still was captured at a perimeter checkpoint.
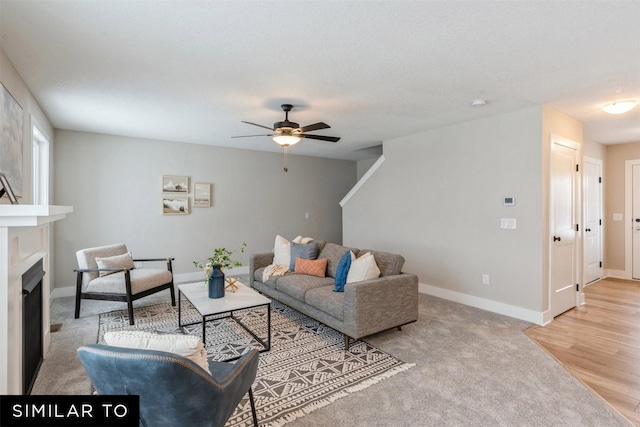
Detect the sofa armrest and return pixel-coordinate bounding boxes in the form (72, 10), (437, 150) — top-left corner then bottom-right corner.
(249, 252), (274, 287)
(343, 273), (418, 339)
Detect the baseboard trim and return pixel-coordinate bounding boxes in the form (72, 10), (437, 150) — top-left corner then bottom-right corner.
(418, 283), (546, 325)
(605, 269), (628, 280)
(50, 266), (250, 301)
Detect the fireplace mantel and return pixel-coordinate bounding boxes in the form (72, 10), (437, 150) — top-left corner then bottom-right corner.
(0, 205), (73, 227)
(0, 204), (73, 394)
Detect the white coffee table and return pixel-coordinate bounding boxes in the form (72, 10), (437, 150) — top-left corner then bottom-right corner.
(177, 281), (271, 360)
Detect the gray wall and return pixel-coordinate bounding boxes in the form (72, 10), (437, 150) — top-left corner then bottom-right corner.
(343, 106), (582, 316)
(53, 130), (356, 289)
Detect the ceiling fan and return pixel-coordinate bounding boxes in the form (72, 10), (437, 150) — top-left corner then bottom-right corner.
(232, 104), (340, 171)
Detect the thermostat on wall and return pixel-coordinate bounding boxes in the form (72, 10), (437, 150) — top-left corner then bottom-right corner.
(503, 197), (515, 206)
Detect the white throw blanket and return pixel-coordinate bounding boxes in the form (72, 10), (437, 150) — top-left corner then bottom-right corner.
(262, 264), (289, 282)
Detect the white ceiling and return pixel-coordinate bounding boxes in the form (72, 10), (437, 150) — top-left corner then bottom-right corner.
(1, 0), (639, 161)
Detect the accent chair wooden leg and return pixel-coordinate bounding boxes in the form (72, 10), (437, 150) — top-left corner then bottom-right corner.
(74, 298), (81, 319)
(124, 269), (135, 325)
(398, 326), (402, 331)
(74, 272), (83, 319)
(248, 387), (258, 427)
(169, 282), (176, 306)
(344, 335), (350, 351)
(127, 300), (135, 326)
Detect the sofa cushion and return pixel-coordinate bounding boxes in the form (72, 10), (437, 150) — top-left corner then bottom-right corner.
(347, 252), (381, 283)
(254, 267), (280, 289)
(305, 286), (344, 321)
(334, 251), (352, 292)
(358, 249), (405, 276)
(318, 243), (359, 278)
(289, 241), (319, 271)
(294, 257), (327, 277)
(275, 274), (334, 302)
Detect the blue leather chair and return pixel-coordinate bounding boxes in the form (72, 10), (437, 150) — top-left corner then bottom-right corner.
(77, 344), (259, 427)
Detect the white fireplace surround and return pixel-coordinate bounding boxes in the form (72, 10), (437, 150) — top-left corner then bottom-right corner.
(0, 205), (72, 394)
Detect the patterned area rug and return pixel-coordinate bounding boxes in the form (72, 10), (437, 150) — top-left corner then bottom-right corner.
(98, 299), (413, 427)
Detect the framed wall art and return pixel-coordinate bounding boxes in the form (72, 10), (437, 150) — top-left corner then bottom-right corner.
(162, 197), (189, 215)
(0, 173), (19, 204)
(1, 83), (24, 197)
(162, 175), (189, 193)
(193, 183), (212, 207)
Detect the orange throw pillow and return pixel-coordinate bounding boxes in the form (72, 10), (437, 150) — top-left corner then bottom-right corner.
(294, 257), (327, 278)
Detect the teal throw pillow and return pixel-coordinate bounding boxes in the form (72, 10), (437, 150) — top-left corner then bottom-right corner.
(334, 251), (351, 292)
(289, 241), (318, 271)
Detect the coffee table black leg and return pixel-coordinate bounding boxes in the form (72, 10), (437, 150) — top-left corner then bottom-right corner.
(267, 303), (271, 351)
(202, 315), (206, 344)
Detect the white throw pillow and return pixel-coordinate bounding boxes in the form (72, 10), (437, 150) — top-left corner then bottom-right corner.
(103, 331), (211, 375)
(273, 235), (314, 266)
(346, 252), (381, 283)
(95, 252), (135, 277)
(273, 235), (292, 266)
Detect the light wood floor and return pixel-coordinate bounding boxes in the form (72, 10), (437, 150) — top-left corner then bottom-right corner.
(525, 278), (640, 426)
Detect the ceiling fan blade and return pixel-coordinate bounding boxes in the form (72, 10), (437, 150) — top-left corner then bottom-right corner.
(298, 122), (330, 133)
(231, 133), (274, 138)
(300, 134), (341, 143)
(241, 121), (274, 131)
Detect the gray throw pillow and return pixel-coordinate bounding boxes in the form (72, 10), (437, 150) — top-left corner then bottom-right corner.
(289, 241), (318, 271)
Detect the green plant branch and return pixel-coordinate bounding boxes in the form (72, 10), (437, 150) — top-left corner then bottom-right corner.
(193, 242), (247, 279)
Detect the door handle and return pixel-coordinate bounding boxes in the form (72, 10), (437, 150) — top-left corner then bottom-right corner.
(636, 218), (640, 222)
(553, 236), (561, 242)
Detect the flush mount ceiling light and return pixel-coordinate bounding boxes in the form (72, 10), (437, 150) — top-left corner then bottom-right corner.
(602, 100), (638, 114)
(471, 99), (487, 107)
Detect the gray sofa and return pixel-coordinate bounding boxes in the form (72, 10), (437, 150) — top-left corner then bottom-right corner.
(249, 242), (419, 350)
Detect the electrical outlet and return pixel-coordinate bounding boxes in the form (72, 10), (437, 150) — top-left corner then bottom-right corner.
(482, 274), (490, 285)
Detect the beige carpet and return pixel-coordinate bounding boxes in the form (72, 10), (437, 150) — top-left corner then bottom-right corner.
(33, 288), (630, 426)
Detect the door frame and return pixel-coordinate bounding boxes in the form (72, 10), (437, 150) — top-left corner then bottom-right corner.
(624, 159), (640, 279)
(548, 134), (582, 319)
(583, 156), (603, 286)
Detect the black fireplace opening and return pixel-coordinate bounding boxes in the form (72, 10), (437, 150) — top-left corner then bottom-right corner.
(22, 258), (45, 395)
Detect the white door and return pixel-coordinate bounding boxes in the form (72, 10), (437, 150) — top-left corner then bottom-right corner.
(550, 139), (578, 318)
(584, 158), (602, 284)
(633, 164), (640, 279)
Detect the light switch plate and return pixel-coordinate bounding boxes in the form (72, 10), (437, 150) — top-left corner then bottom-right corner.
(501, 218), (517, 229)
(613, 213), (623, 221)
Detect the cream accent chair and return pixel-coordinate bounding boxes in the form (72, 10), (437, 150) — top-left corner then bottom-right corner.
(74, 243), (175, 325)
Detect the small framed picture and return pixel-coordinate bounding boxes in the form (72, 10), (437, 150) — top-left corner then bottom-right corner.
(162, 175), (189, 193)
(162, 197), (189, 215)
(0, 173), (19, 204)
(194, 183), (212, 207)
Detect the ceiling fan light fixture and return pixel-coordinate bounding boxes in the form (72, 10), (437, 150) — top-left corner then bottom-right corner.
(602, 100), (638, 114)
(273, 135), (301, 146)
